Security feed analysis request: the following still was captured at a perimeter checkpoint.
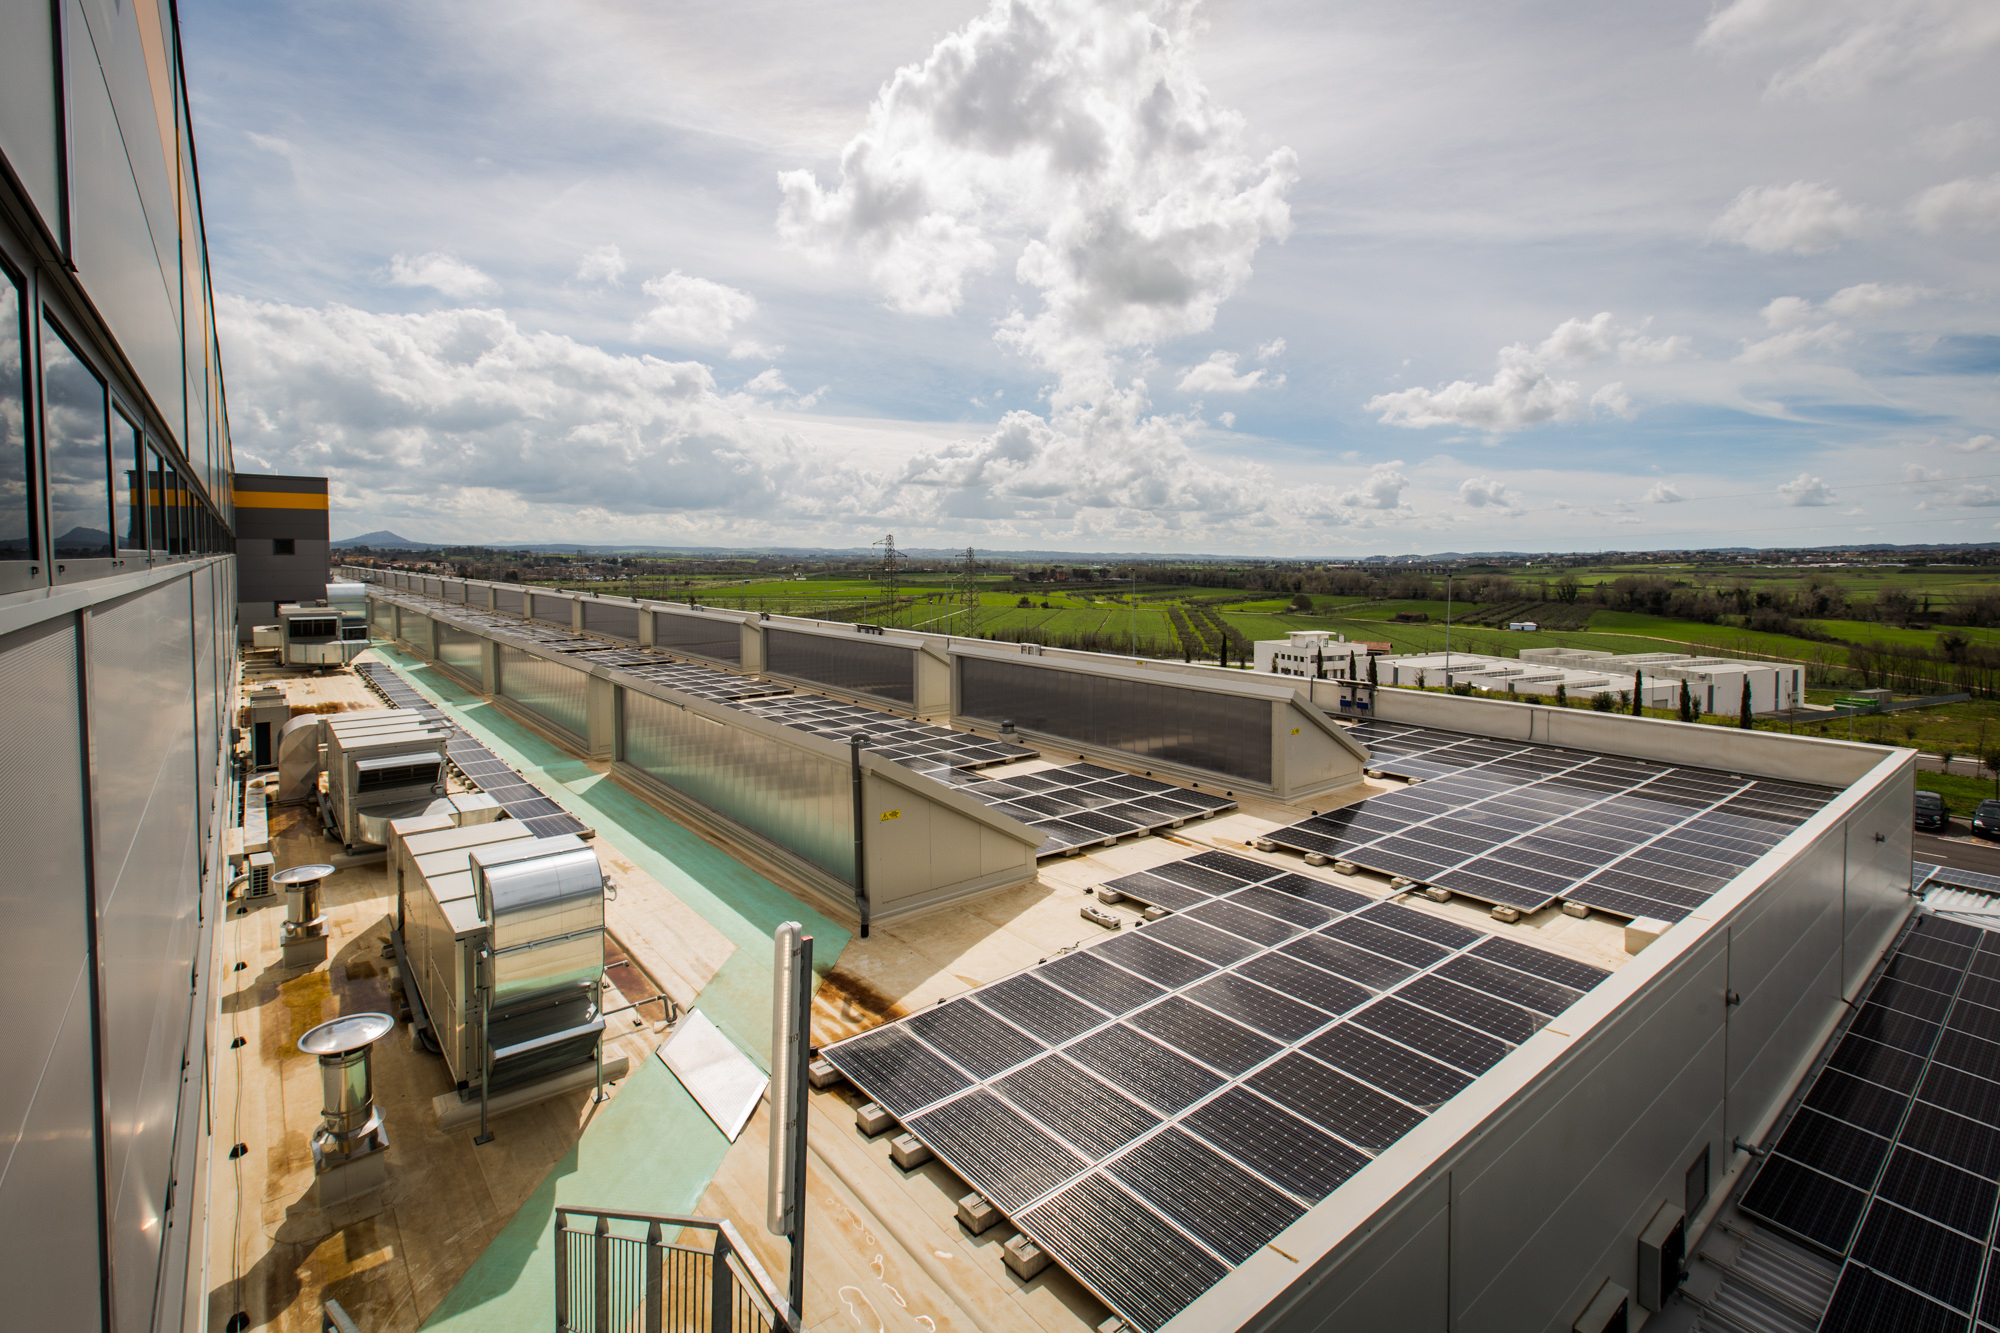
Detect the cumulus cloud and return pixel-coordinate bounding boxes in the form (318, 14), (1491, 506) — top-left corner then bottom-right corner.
(1906, 464), (2000, 508)
(777, 0), (1296, 377)
(576, 244), (627, 285)
(1175, 350), (1275, 394)
(218, 296), (851, 527)
(1535, 312), (1617, 363)
(1739, 322), (1853, 364)
(1256, 338), (1286, 362)
(632, 271), (775, 359)
(1699, 0), (2000, 100)
(1777, 472), (1836, 506)
(1457, 476), (1516, 510)
(1591, 382), (1635, 419)
(1618, 333), (1694, 362)
(1643, 481), (1686, 504)
(1711, 182), (1861, 253)
(1951, 434), (2000, 452)
(1761, 296), (1817, 328)
(1367, 343), (1581, 431)
(1340, 463), (1410, 511)
(1909, 174), (2000, 232)
(1824, 282), (1931, 317)
(386, 251), (499, 298)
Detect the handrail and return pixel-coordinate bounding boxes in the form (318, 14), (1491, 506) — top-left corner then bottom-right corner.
(554, 1206), (797, 1333)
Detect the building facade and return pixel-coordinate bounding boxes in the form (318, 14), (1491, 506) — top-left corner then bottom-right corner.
(233, 471), (329, 634)
(1, 5), (236, 1331)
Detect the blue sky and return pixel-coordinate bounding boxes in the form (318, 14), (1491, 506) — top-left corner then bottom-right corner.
(183, 0), (2000, 554)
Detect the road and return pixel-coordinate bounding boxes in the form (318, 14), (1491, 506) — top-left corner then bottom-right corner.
(1915, 832), (2000, 876)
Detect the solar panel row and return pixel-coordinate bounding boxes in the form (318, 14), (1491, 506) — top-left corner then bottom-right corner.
(823, 849), (1612, 1332)
(1740, 913), (2000, 1332)
(356, 661), (594, 839)
(1263, 719), (1834, 921)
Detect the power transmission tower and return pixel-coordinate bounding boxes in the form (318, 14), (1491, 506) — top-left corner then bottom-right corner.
(958, 547), (981, 636)
(873, 534), (901, 625)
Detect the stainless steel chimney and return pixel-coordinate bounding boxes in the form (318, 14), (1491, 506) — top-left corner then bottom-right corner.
(275, 862), (335, 969)
(298, 1012), (394, 1179)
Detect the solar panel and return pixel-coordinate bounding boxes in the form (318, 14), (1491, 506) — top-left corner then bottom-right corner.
(819, 847), (1616, 1333)
(1016, 1172), (1228, 1333)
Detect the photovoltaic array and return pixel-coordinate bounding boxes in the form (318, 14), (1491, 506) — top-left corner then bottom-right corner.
(823, 849), (1612, 1332)
(1740, 914), (2000, 1332)
(1262, 719), (1835, 920)
(356, 662), (592, 838)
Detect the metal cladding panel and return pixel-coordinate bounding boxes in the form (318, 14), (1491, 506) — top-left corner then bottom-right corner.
(193, 569), (218, 839)
(497, 645), (589, 741)
(0, 620), (102, 1330)
(766, 628), (915, 705)
(620, 687), (856, 883)
(493, 586), (524, 614)
(581, 600), (640, 640)
(436, 621), (482, 678)
(0, 0), (60, 230)
(63, 0), (185, 451)
(85, 580), (202, 1331)
(957, 654), (1273, 785)
(651, 609), (741, 663)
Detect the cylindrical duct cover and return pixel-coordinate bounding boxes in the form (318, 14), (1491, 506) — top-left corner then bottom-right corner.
(298, 1013), (395, 1139)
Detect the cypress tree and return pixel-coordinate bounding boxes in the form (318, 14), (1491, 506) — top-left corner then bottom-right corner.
(1739, 677), (1753, 729)
(1555, 683), (1568, 707)
(1679, 679), (1694, 722)
(1632, 670), (1643, 715)
(1367, 653), (1378, 688)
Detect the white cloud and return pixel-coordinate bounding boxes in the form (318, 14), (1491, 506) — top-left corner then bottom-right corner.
(1457, 476), (1516, 510)
(1951, 435), (2000, 452)
(1643, 481), (1686, 504)
(1739, 323), (1853, 364)
(1256, 338), (1287, 362)
(386, 251), (500, 298)
(1910, 174), (2000, 232)
(1915, 118), (1996, 160)
(1760, 296), (1817, 328)
(1535, 312), (1617, 363)
(1699, 0), (2000, 100)
(218, 296), (852, 526)
(1591, 382), (1635, 419)
(1368, 344), (1581, 431)
(1824, 282), (1931, 317)
(776, 0), (1296, 381)
(1711, 182), (1861, 254)
(632, 271), (776, 358)
(1906, 464), (2000, 508)
(1618, 333), (1693, 363)
(1217, 411), (1235, 429)
(1340, 463), (1410, 511)
(1176, 351), (1273, 395)
(576, 244), (627, 285)
(1777, 472), (1836, 506)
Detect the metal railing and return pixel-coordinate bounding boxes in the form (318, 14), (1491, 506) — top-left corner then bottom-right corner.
(554, 1207), (794, 1333)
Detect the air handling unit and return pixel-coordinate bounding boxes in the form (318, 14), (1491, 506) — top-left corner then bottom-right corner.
(280, 599), (370, 668)
(318, 711), (451, 853)
(392, 826), (618, 1132)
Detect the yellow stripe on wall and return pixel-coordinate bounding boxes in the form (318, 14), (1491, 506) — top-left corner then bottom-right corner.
(231, 490), (329, 510)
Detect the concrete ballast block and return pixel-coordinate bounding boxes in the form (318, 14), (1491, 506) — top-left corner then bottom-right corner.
(889, 1133), (933, 1170)
(1081, 905), (1122, 930)
(807, 1058), (842, 1090)
(957, 1191), (1000, 1234)
(856, 1102), (896, 1137)
(1004, 1233), (1051, 1279)
(1561, 901), (1590, 919)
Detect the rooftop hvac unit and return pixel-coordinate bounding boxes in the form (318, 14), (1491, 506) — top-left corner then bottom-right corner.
(320, 713), (450, 852)
(279, 601), (370, 668)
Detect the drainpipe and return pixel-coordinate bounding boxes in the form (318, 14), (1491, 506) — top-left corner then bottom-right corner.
(849, 733), (871, 938)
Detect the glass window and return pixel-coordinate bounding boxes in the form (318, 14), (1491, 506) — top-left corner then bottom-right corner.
(146, 446), (168, 553)
(171, 467), (187, 555)
(41, 322), (112, 559)
(114, 410), (144, 551)
(1, 265), (33, 560)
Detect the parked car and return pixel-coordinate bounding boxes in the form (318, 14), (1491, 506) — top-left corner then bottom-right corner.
(1915, 790), (1950, 832)
(1972, 799), (2000, 839)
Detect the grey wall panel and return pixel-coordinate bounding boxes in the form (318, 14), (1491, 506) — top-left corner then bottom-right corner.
(497, 645), (588, 740)
(62, 0), (183, 449)
(369, 597), (394, 634)
(0, 617), (101, 1331)
(651, 609), (739, 663)
(581, 599), (639, 641)
(493, 586), (523, 615)
(192, 567), (216, 844)
(0, 0), (62, 232)
(766, 628), (913, 704)
(86, 580), (198, 1331)
(527, 593), (570, 629)
(958, 655), (1273, 783)
(1278, 1180), (1448, 1333)
(620, 688), (855, 883)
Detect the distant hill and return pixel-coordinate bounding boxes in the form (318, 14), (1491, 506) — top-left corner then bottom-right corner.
(332, 530), (433, 549)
